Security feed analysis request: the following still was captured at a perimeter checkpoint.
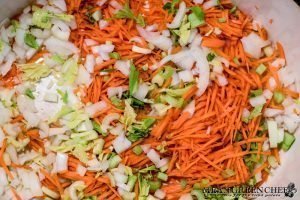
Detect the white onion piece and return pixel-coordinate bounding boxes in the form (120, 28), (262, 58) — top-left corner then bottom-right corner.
(115, 60), (130, 76)
(132, 45), (152, 54)
(178, 70), (194, 82)
(0, 102), (12, 125)
(109, 0), (123, 10)
(147, 149), (161, 166)
(190, 46), (210, 96)
(193, 0), (204, 4)
(51, 20), (70, 41)
(278, 67), (295, 87)
(154, 189), (166, 199)
(217, 74), (228, 86)
(44, 36), (79, 56)
(85, 54), (95, 73)
(113, 171), (128, 184)
(203, 0), (218, 10)
(171, 49), (195, 70)
(31, 28), (51, 39)
(133, 83), (149, 101)
(263, 89), (273, 100)
(0, 52), (16, 76)
(156, 158), (169, 168)
(136, 26), (172, 51)
(179, 193), (193, 200)
(51, 0), (67, 11)
(97, 0), (108, 6)
(264, 108), (284, 118)
(141, 144), (151, 153)
(242, 108), (250, 119)
(241, 32), (270, 59)
(84, 39), (98, 46)
(146, 24), (158, 32)
(76, 65), (92, 86)
(107, 86), (128, 98)
(167, 2), (186, 29)
(0, 128), (5, 148)
(110, 123), (125, 136)
(92, 44), (115, 54)
(162, 30), (170, 37)
(99, 20), (109, 29)
(15, 28), (26, 47)
(49, 127), (67, 136)
(85, 101), (107, 117)
(171, 72), (180, 86)
(102, 113), (120, 132)
(283, 116), (299, 133)
(183, 100), (195, 117)
(112, 133), (132, 154)
(0, 168), (8, 186)
(249, 95), (266, 107)
(76, 164), (87, 177)
(271, 58), (285, 68)
(268, 77), (277, 90)
(129, 36), (143, 44)
(55, 153), (68, 172)
(7, 145), (18, 164)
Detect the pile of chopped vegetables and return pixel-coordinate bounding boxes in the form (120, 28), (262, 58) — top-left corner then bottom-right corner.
(0, 0), (298, 199)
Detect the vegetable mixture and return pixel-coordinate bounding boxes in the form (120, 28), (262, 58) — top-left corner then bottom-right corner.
(0, 0), (298, 199)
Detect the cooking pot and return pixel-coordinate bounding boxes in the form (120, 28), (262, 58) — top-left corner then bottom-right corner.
(0, 0), (299, 199)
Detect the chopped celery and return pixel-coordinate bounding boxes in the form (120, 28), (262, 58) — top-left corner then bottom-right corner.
(157, 172), (168, 181)
(92, 121), (107, 136)
(132, 145), (143, 155)
(218, 18), (227, 23)
(24, 33), (39, 49)
(127, 175), (137, 192)
(191, 190), (205, 200)
(109, 155), (122, 168)
(221, 169), (235, 178)
(250, 89), (263, 97)
(109, 52), (120, 59)
(188, 6), (205, 28)
(273, 91), (285, 104)
(25, 88), (35, 99)
(129, 62), (139, 96)
(180, 179), (187, 189)
(281, 132), (295, 151)
(256, 64), (267, 75)
(149, 181), (161, 192)
(139, 165), (157, 173)
(159, 66), (174, 79)
(18, 63), (51, 82)
(206, 53), (215, 62)
(193, 183), (201, 190)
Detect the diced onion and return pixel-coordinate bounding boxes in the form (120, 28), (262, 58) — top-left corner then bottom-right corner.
(167, 2), (186, 29)
(263, 89), (273, 100)
(271, 58), (285, 68)
(44, 36), (79, 56)
(102, 113), (120, 132)
(217, 74), (228, 86)
(99, 20), (109, 29)
(183, 100), (195, 117)
(51, 20), (70, 41)
(249, 95), (266, 107)
(154, 189), (166, 199)
(267, 120), (278, 148)
(147, 149), (161, 166)
(179, 193), (193, 200)
(268, 77), (277, 90)
(141, 144), (151, 153)
(76, 65), (92, 86)
(55, 153), (68, 172)
(264, 108), (284, 118)
(42, 186), (60, 199)
(84, 39), (98, 46)
(107, 86), (128, 98)
(49, 127), (67, 136)
(156, 158), (169, 168)
(132, 45), (152, 54)
(51, 0), (67, 11)
(84, 54), (95, 73)
(129, 36), (143, 44)
(178, 70), (194, 82)
(112, 133), (132, 154)
(136, 26), (172, 51)
(241, 32), (270, 59)
(133, 83), (149, 101)
(76, 164), (87, 177)
(115, 60), (130, 76)
(85, 101), (107, 117)
(203, 0), (218, 10)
